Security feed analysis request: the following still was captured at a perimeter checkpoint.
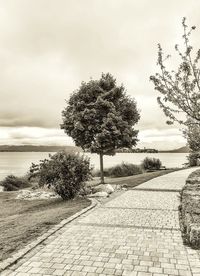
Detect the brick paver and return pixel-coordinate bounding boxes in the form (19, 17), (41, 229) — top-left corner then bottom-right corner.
(134, 168), (196, 191)
(105, 190), (179, 210)
(79, 207), (180, 229)
(2, 167), (200, 275)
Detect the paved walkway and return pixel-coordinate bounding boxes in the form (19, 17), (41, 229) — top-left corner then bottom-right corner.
(2, 168), (200, 276)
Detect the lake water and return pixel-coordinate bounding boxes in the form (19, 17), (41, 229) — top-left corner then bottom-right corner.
(0, 152), (189, 181)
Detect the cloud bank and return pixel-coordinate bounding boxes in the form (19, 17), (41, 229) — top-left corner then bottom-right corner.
(0, 0), (199, 148)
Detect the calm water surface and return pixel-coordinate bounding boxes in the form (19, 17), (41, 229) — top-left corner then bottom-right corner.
(0, 152), (188, 180)
(0, 152), (52, 180)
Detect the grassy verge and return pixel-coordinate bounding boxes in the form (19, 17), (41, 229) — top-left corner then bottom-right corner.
(0, 192), (90, 261)
(179, 169), (200, 248)
(88, 168), (180, 188)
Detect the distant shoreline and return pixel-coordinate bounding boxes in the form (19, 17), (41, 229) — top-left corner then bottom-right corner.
(0, 145), (81, 153)
(0, 145), (189, 153)
(0, 151), (189, 154)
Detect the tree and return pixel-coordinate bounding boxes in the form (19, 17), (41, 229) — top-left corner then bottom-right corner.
(61, 73), (140, 183)
(150, 18), (200, 126)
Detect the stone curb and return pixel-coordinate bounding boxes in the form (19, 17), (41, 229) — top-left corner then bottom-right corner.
(133, 188), (181, 192)
(0, 198), (98, 273)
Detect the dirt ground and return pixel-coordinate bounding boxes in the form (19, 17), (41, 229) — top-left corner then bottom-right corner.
(0, 193), (90, 261)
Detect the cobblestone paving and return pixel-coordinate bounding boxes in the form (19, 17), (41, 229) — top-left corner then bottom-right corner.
(79, 208), (180, 229)
(2, 168), (200, 276)
(104, 191), (179, 210)
(134, 168), (196, 191)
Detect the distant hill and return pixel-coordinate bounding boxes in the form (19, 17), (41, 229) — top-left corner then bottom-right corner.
(0, 145), (82, 152)
(0, 145), (190, 153)
(159, 146), (190, 153)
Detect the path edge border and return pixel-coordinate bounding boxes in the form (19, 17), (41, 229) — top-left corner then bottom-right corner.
(0, 198), (98, 273)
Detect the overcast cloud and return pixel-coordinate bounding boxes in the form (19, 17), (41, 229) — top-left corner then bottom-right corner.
(0, 0), (199, 149)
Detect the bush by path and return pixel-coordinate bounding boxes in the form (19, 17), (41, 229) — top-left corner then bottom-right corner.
(187, 152), (200, 167)
(179, 169), (200, 248)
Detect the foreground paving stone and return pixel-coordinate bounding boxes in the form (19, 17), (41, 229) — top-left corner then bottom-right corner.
(1, 225), (192, 275)
(2, 168), (200, 275)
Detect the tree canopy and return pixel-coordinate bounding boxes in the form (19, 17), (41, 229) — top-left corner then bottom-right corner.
(61, 73), (140, 154)
(150, 18), (200, 127)
(183, 122), (200, 152)
(61, 73), (140, 183)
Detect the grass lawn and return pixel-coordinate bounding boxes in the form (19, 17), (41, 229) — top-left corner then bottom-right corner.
(89, 168), (180, 188)
(0, 193), (90, 261)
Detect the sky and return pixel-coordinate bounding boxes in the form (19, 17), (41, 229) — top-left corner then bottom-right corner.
(0, 0), (199, 150)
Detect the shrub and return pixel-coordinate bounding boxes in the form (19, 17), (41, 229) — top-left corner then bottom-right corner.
(142, 157), (162, 171)
(187, 152), (200, 167)
(29, 151), (92, 200)
(0, 175), (31, 191)
(179, 170), (200, 248)
(108, 163), (142, 177)
(93, 162), (143, 178)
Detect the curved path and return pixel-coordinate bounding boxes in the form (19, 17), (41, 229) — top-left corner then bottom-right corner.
(2, 168), (200, 276)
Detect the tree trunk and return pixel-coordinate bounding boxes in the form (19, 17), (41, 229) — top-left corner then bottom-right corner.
(99, 152), (105, 184)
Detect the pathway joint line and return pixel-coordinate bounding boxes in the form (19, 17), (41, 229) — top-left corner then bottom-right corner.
(0, 198), (98, 273)
(75, 222), (180, 231)
(133, 188), (181, 192)
(101, 206), (179, 211)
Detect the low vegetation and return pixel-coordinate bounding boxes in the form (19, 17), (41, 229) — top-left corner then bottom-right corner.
(93, 157), (163, 178)
(1, 152), (165, 199)
(0, 175), (31, 191)
(179, 169), (200, 248)
(107, 163), (143, 177)
(93, 162), (143, 178)
(29, 151), (92, 200)
(187, 152), (200, 167)
(141, 157), (162, 171)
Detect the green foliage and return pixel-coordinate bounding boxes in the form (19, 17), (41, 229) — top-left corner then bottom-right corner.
(142, 157), (162, 171)
(29, 151), (92, 200)
(183, 124), (200, 152)
(179, 170), (200, 248)
(61, 73), (140, 155)
(0, 175), (30, 191)
(188, 152), (200, 167)
(94, 162), (143, 178)
(150, 18), (200, 126)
